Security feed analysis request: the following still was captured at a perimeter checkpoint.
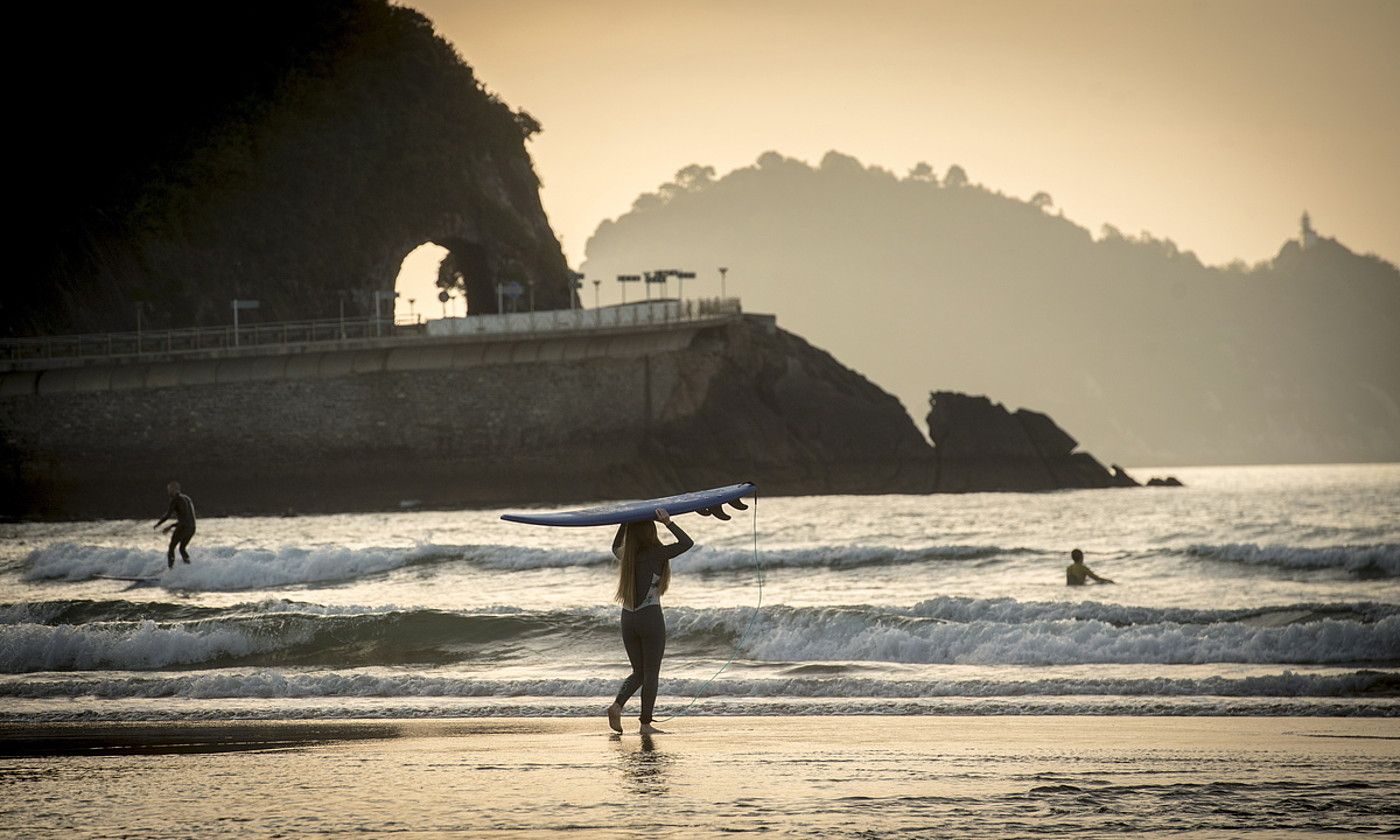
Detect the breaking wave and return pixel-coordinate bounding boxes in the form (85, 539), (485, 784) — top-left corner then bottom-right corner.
(3, 669), (1395, 701)
(1185, 543), (1400, 577)
(4, 597), (1397, 672)
(18, 541), (1032, 590)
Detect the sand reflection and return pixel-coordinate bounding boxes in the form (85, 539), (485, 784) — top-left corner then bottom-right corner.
(613, 733), (672, 797)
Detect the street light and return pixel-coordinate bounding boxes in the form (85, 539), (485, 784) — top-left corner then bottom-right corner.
(134, 301), (145, 353)
(592, 279), (601, 309)
(617, 274), (641, 304)
(676, 270), (696, 302)
(232, 299), (260, 347)
(438, 289), (450, 318)
(373, 290), (398, 336)
(719, 266), (729, 299)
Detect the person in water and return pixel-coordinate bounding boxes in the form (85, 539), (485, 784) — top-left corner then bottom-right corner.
(154, 481), (197, 568)
(1066, 548), (1113, 585)
(607, 507), (693, 735)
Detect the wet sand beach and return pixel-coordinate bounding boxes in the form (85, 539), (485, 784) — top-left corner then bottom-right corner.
(2, 716), (1396, 837)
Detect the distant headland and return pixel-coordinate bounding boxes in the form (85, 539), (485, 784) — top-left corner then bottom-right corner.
(582, 155), (1400, 468)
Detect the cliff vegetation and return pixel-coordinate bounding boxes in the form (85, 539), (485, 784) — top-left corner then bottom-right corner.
(14, 0), (571, 337)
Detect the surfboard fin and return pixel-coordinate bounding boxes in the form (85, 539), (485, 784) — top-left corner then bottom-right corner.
(728, 499), (749, 511)
(708, 506), (732, 521)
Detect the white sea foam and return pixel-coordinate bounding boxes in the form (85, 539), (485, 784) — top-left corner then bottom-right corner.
(21, 543), (462, 591)
(5, 598), (1396, 672)
(0, 620), (293, 672)
(2, 669), (1392, 701)
(673, 605), (1400, 666)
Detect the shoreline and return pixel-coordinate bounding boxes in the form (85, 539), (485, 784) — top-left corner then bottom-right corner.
(3, 716), (1395, 837)
(4, 714), (1398, 756)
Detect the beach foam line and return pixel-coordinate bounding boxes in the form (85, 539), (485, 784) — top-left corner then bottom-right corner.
(2, 669), (1395, 701)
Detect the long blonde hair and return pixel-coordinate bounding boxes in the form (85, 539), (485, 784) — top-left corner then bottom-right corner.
(615, 520), (672, 608)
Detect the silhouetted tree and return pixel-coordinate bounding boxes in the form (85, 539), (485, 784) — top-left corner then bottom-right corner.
(944, 164), (968, 188)
(673, 164), (716, 191)
(514, 109), (543, 139)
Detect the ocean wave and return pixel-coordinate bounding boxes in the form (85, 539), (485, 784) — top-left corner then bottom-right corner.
(19, 542), (486, 591)
(1185, 543), (1400, 576)
(378, 542), (1017, 572)
(0, 620), (293, 671)
(19, 541), (1026, 588)
(2, 669), (1395, 701)
(675, 544), (1020, 573)
(4, 597), (1398, 672)
(0, 606), (611, 673)
(721, 606), (1400, 666)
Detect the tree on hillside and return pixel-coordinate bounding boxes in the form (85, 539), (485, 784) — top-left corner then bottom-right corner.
(909, 161), (938, 183)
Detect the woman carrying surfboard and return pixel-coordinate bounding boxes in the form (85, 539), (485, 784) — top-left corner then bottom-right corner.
(607, 507), (693, 734)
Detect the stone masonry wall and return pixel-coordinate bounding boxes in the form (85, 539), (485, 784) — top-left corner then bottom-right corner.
(1, 317), (936, 518)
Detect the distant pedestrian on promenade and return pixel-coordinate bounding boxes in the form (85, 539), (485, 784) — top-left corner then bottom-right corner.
(1066, 548), (1113, 585)
(154, 481), (197, 568)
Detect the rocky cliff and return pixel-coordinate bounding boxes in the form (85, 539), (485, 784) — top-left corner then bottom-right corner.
(1, 317), (1158, 518)
(927, 392), (1139, 492)
(14, 0), (569, 337)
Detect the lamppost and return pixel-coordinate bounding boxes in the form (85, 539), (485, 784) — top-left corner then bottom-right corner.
(592, 279), (601, 309)
(438, 289), (450, 318)
(373, 290), (398, 336)
(408, 298), (416, 324)
(719, 266), (729, 299)
(337, 290), (350, 339)
(617, 274), (640, 304)
(675, 270), (695, 302)
(232, 299), (260, 347)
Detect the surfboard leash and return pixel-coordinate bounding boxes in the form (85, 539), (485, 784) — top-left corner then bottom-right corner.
(653, 491), (763, 723)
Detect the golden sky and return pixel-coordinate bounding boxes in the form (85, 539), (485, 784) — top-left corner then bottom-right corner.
(406, 0), (1399, 272)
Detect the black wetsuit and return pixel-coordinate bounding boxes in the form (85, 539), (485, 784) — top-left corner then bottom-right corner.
(612, 522), (693, 724)
(157, 493), (197, 565)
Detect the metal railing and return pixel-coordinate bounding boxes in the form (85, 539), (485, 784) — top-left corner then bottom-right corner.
(426, 298), (742, 339)
(1, 299), (743, 364)
(0, 316), (409, 363)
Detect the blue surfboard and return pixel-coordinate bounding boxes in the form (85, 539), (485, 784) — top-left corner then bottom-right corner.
(501, 482), (756, 527)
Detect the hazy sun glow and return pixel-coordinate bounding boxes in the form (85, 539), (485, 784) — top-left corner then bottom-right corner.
(410, 0), (1399, 283)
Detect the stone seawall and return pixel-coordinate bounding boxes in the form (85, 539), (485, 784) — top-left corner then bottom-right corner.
(1, 315), (935, 518)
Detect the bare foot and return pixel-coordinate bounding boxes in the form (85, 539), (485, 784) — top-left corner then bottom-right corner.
(639, 723), (666, 735)
(607, 702), (622, 733)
